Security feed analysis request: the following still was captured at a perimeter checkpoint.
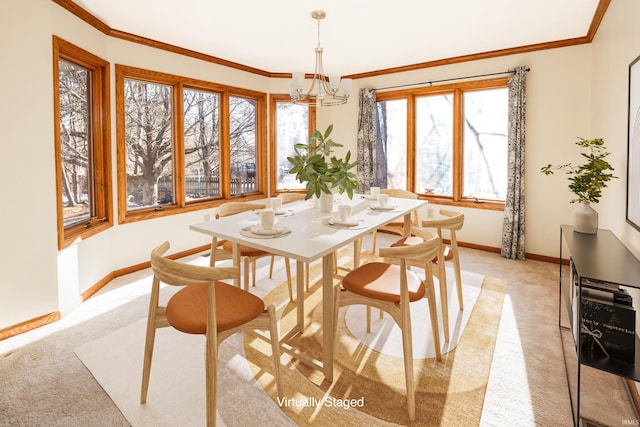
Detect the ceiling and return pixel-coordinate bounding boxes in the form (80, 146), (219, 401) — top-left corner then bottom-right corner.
(70, 0), (604, 76)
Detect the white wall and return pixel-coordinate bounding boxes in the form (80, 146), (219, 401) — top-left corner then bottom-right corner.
(1, 0), (639, 329)
(590, 0), (640, 259)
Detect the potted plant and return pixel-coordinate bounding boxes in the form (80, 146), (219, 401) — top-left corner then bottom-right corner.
(540, 137), (617, 233)
(287, 125), (359, 212)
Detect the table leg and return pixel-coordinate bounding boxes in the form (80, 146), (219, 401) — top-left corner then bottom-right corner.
(353, 237), (361, 269)
(403, 212), (411, 236)
(296, 260), (305, 331)
(232, 242), (241, 288)
(322, 253), (334, 382)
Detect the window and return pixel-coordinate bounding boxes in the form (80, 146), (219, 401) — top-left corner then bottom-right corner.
(230, 95), (258, 195)
(116, 65), (267, 222)
(183, 88), (220, 201)
(53, 37), (112, 249)
(269, 95), (316, 194)
(376, 78), (508, 208)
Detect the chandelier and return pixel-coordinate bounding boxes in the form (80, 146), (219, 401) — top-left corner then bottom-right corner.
(289, 11), (352, 107)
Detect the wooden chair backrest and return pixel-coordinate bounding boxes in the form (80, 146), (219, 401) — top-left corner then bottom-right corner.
(215, 202), (266, 219)
(150, 241), (239, 286)
(421, 209), (464, 231)
(379, 226), (439, 262)
(380, 188), (418, 200)
(278, 193), (306, 204)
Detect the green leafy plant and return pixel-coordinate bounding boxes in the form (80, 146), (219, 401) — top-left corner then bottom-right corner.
(287, 124), (359, 200)
(540, 137), (617, 204)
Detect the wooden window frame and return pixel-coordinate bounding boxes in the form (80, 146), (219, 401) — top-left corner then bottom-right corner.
(53, 36), (113, 249)
(115, 65), (267, 223)
(377, 77), (508, 211)
(268, 94), (316, 196)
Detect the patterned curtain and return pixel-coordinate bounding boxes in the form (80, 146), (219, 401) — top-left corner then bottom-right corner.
(501, 66), (528, 260)
(356, 88), (386, 192)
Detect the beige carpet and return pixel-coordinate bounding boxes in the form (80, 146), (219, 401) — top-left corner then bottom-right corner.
(248, 266), (506, 426)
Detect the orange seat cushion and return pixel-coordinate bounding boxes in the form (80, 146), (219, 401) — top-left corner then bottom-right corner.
(166, 282), (265, 334)
(222, 240), (269, 257)
(342, 262), (425, 303)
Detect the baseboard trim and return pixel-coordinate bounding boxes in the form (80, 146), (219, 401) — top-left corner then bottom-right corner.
(0, 312), (61, 341)
(1, 243), (210, 342)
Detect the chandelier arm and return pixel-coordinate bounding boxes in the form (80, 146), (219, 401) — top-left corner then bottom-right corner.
(290, 10), (349, 107)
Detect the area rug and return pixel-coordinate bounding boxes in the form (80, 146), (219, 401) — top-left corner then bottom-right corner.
(248, 262), (507, 426)
(74, 252), (506, 426)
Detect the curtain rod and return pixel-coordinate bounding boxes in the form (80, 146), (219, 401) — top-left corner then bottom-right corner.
(375, 67), (531, 92)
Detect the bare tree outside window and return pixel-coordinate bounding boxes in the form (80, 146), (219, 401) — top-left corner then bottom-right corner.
(183, 89), (221, 200)
(229, 96), (257, 194)
(124, 79), (173, 210)
(416, 95), (454, 195)
(58, 59), (92, 227)
(463, 88), (508, 200)
(377, 99), (407, 189)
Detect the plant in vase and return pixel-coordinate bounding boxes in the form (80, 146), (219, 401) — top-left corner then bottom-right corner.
(540, 137), (617, 233)
(287, 124), (359, 212)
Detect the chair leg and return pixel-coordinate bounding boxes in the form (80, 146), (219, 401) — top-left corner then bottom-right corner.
(140, 323), (157, 404)
(371, 230), (378, 253)
(400, 304), (416, 421)
(209, 236), (217, 267)
(140, 281), (160, 404)
(243, 258), (250, 291)
(267, 305), (283, 399)
(305, 263), (309, 292)
(252, 260), (257, 287)
(268, 255), (275, 279)
(452, 252), (463, 310)
(333, 285), (343, 348)
(436, 251), (450, 342)
(205, 331), (218, 427)
(425, 281), (442, 361)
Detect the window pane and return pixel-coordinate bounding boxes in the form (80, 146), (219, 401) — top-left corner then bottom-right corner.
(58, 59), (92, 227)
(415, 95), (453, 195)
(184, 89), (221, 200)
(229, 96), (257, 195)
(276, 102), (307, 190)
(124, 79), (174, 210)
(463, 88), (508, 200)
(377, 99), (407, 189)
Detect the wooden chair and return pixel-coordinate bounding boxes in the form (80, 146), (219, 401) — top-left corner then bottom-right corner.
(333, 226), (441, 421)
(370, 189), (420, 252)
(420, 209), (464, 337)
(213, 201), (293, 300)
(141, 242), (283, 427)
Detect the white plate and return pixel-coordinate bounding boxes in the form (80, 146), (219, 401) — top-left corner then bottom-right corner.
(250, 225), (284, 235)
(328, 217), (360, 227)
(256, 209), (289, 216)
(369, 204), (395, 211)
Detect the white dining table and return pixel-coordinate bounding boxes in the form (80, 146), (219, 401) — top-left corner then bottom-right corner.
(189, 194), (427, 382)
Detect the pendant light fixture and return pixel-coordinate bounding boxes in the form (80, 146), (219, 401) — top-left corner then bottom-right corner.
(289, 11), (352, 107)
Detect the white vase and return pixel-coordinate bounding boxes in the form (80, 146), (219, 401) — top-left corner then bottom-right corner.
(573, 201), (598, 234)
(319, 192), (334, 213)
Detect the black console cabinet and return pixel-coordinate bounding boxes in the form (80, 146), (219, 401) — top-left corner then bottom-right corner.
(559, 225), (640, 425)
